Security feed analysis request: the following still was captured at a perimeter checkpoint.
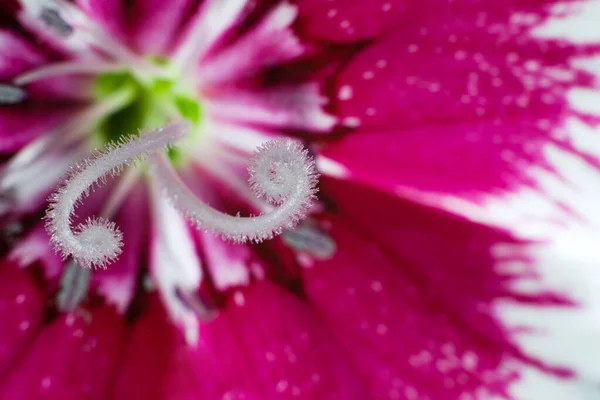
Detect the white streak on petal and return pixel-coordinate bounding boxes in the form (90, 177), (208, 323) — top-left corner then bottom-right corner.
(532, 0), (600, 44)
(0, 29), (46, 70)
(0, 139), (86, 217)
(510, 366), (600, 400)
(207, 83), (336, 131)
(172, 0), (249, 71)
(200, 232), (250, 291)
(316, 156), (350, 179)
(495, 234), (600, 380)
(567, 88), (600, 116)
(198, 3), (304, 86)
(436, 136), (600, 241)
(150, 190), (202, 345)
(204, 120), (271, 154)
(9, 225), (63, 279)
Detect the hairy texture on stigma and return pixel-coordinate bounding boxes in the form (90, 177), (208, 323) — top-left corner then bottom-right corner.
(149, 139), (319, 243)
(45, 122), (190, 269)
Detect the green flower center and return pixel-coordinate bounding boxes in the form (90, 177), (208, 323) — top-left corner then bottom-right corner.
(94, 60), (202, 165)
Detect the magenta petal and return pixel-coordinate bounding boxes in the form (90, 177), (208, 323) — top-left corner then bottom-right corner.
(320, 117), (553, 199)
(299, 214), (521, 398)
(0, 29), (46, 79)
(92, 183), (148, 314)
(333, 9), (591, 130)
(208, 83), (335, 132)
(165, 280), (367, 400)
(0, 105), (74, 153)
(111, 297), (177, 400)
(75, 0), (129, 45)
(296, 0), (418, 42)
(0, 28), (94, 100)
(129, 0), (194, 55)
(0, 264), (44, 378)
(198, 3), (306, 87)
(0, 308), (126, 400)
(8, 224), (63, 281)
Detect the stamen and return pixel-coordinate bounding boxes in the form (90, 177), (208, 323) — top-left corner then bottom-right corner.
(282, 222), (336, 260)
(14, 62), (123, 86)
(57, 261), (90, 312)
(149, 139), (319, 243)
(175, 288), (218, 321)
(39, 6), (73, 37)
(0, 84), (27, 104)
(45, 122), (190, 269)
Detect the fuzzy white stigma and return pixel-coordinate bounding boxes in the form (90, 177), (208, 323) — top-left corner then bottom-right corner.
(45, 122), (190, 268)
(150, 139), (319, 243)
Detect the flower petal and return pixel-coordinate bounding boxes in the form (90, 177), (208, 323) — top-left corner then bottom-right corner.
(171, 0), (250, 70)
(0, 263), (44, 377)
(496, 233), (600, 384)
(8, 224), (63, 280)
(273, 178), (593, 398)
(92, 182), (147, 314)
(166, 280), (367, 399)
(207, 83), (335, 132)
(332, 9), (591, 131)
(198, 2), (306, 87)
(149, 188), (203, 344)
(198, 231), (251, 291)
(0, 104), (75, 153)
(323, 10), (600, 240)
(0, 308), (126, 400)
(0, 138), (87, 217)
(319, 117), (551, 202)
(296, 0), (418, 42)
(74, 0), (129, 46)
(128, 0), (195, 56)
(110, 296), (179, 400)
(0, 29), (45, 79)
(298, 217), (519, 398)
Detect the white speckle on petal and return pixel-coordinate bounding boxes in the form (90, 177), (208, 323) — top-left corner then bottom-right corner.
(343, 116), (361, 128)
(338, 85), (353, 100)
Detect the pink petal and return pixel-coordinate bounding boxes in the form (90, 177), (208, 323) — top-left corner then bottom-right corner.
(198, 3), (306, 87)
(319, 117), (551, 198)
(0, 29), (93, 100)
(8, 224), (63, 281)
(0, 104), (75, 153)
(0, 308), (126, 400)
(0, 29), (45, 79)
(299, 216), (521, 398)
(166, 280), (367, 399)
(296, 0), (418, 42)
(110, 296), (177, 400)
(128, 0), (195, 56)
(92, 183), (147, 314)
(269, 179), (580, 398)
(170, 0), (250, 69)
(207, 83), (335, 132)
(75, 0), (129, 47)
(198, 231), (251, 291)
(0, 263), (45, 377)
(332, 6), (594, 131)
(149, 190), (204, 343)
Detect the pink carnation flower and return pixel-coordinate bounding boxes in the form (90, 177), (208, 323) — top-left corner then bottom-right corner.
(0, 0), (598, 399)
